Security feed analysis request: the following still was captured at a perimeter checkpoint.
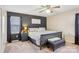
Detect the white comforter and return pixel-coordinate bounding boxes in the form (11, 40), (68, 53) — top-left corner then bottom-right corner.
(28, 31), (58, 45)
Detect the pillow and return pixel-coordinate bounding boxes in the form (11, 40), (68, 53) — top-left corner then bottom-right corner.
(29, 28), (39, 32)
(38, 27), (45, 32)
(48, 37), (61, 42)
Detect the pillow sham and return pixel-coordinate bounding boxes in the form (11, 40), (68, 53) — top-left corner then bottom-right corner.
(38, 27), (45, 32)
(29, 28), (39, 32)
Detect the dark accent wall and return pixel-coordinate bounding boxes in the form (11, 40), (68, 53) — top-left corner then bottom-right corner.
(7, 12), (47, 28)
(7, 12), (47, 42)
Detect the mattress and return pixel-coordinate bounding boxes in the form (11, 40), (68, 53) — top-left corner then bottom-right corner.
(28, 31), (58, 46)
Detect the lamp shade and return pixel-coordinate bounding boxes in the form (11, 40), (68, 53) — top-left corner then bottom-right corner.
(22, 25), (28, 32)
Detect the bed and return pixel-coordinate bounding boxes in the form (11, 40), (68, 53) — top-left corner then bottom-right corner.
(28, 27), (62, 50)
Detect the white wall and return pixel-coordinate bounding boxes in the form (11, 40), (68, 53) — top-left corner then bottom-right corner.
(0, 8), (7, 52)
(0, 8), (2, 52)
(1, 9), (7, 52)
(47, 8), (79, 43)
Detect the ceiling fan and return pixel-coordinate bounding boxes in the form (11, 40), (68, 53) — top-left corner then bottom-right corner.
(35, 5), (60, 13)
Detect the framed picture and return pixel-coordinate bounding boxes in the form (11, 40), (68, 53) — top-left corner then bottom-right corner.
(32, 18), (41, 24)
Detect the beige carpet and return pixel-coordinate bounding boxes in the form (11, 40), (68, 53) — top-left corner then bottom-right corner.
(4, 40), (79, 53)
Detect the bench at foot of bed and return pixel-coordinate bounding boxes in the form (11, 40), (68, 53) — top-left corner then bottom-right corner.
(48, 39), (65, 51)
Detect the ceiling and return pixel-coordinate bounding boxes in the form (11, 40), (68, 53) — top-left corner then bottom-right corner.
(0, 5), (79, 17)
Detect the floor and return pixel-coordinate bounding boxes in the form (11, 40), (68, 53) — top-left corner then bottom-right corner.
(4, 40), (79, 53)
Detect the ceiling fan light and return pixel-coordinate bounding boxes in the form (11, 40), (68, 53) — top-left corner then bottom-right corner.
(46, 9), (51, 13)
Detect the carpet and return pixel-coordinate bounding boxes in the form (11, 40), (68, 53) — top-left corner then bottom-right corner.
(4, 40), (79, 53)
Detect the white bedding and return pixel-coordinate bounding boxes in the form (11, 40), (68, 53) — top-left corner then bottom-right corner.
(28, 31), (58, 45)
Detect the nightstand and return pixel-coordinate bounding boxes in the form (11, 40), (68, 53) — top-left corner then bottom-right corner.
(21, 32), (28, 41)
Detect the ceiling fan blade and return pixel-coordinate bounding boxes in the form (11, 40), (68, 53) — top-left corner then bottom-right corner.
(53, 6), (60, 8)
(33, 7), (44, 11)
(41, 5), (49, 7)
(39, 8), (48, 13)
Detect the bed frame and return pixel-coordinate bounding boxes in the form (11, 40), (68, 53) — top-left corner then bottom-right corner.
(40, 32), (62, 50)
(29, 32), (62, 50)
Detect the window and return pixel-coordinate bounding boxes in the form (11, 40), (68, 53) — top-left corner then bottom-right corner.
(10, 16), (21, 34)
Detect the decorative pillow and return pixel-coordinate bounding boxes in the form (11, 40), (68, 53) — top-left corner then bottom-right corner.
(48, 37), (61, 42)
(38, 27), (45, 32)
(29, 28), (39, 32)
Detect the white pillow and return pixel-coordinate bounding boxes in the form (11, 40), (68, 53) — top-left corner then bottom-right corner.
(48, 37), (61, 42)
(29, 28), (39, 32)
(38, 27), (45, 32)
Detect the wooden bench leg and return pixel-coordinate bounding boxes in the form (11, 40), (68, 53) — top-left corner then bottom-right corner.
(53, 48), (55, 51)
(40, 46), (42, 50)
(8, 40), (12, 43)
